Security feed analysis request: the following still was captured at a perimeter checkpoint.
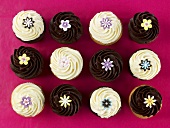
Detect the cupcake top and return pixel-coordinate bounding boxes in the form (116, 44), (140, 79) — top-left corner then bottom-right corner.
(90, 87), (121, 118)
(50, 84), (82, 116)
(89, 49), (123, 82)
(129, 85), (162, 118)
(128, 11), (159, 44)
(49, 12), (83, 44)
(10, 46), (44, 79)
(89, 11), (122, 45)
(50, 47), (83, 80)
(129, 49), (161, 80)
(12, 10), (44, 42)
(11, 83), (45, 117)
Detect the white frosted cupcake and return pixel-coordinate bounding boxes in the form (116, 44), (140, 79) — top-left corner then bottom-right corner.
(90, 87), (121, 118)
(129, 49), (161, 80)
(50, 47), (83, 80)
(12, 10), (45, 43)
(89, 11), (122, 45)
(11, 82), (45, 117)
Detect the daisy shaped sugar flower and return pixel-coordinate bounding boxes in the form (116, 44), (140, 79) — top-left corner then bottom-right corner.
(139, 59), (152, 71)
(141, 19), (152, 31)
(144, 95), (156, 108)
(18, 53), (30, 65)
(22, 17), (35, 29)
(59, 95), (72, 108)
(100, 17), (112, 30)
(59, 20), (71, 31)
(101, 58), (114, 71)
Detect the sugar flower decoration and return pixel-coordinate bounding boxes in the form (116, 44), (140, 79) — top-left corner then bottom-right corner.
(59, 95), (72, 108)
(101, 58), (114, 71)
(100, 17), (112, 30)
(139, 59), (152, 71)
(18, 53), (30, 65)
(141, 19), (152, 31)
(59, 56), (70, 68)
(102, 99), (111, 109)
(22, 17), (35, 29)
(144, 95), (156, 108)
(59, 20), (71, 31)
(20, 96), (32, 108)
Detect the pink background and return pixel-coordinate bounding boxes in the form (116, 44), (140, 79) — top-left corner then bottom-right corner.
(0, 0), (169, 128)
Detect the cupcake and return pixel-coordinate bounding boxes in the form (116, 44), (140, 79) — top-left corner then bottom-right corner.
(128, 11), (159, 44)
(10, 46), (44, 79)
(89, 11), (122, 45)
(11, 82), (45, 117)
(129, 49), (161, 80)
(90, 87), (121, 118)
(50, 84), (82, 116)
(89, 49), (123, 82)
(49, 12), (83, 44)
(129, 85), (162, 119)
(12, 10), (45, 43)
(50, 47), (83, 80)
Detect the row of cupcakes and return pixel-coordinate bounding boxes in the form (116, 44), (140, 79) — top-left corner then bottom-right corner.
(12, 10), (159, 44)
(10, 46), (161, 81)
(11, 82), (162, 119)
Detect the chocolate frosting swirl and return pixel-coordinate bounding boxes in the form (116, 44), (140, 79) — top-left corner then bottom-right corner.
(10, 46), (44, 79)
(89, 49), (123, 82)
(49, 12), (83, 44)
(128, 12), (159, 44)
(50, 84), (82, 116)
(130, 85), (162, 117)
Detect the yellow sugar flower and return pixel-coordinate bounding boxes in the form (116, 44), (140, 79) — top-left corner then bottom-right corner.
(141, 19), (152, 31)
(18, 54), (30, 65)
(59, 95), (72, 108)
(144, 95), (156, 108)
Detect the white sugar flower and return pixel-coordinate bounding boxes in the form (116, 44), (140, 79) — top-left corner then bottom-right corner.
(59, 95), (72, 108)
(59, 20), (71, 31)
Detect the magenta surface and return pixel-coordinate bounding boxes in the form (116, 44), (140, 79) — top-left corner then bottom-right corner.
(0, 0), (169, 128)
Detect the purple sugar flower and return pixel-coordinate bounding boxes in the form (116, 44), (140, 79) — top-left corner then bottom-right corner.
(101, 58), (114, 71)
(20, 96), (32, 108)
(100, 17), (112, 30)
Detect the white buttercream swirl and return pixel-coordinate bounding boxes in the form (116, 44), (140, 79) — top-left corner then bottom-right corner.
(129, 49), (161, 80)
(89, 11), (122, 45)
(11, 83), (45, 117)
(50, 47), (83, 80)
(12, 10), (44, 41)
(90, 87), (121, 118)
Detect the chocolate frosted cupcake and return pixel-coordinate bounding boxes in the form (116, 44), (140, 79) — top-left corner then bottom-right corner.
(90, 87), (121, 118)
(50, 84), (82, 116)
(129, 85), (162, 119)
(11, 82), (45, 117)
(128, 11), (159, 44)
(89, 49), (123, 82)
(12, 10), (45, 43)
(10, 46), (44, 79)
(129, 49), (161, 80)
(49, 12), (83, 44)
(89, 11), (122, 45)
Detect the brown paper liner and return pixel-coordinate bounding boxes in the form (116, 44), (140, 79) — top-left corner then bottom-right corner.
(128, 85), (162, 119)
